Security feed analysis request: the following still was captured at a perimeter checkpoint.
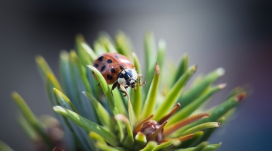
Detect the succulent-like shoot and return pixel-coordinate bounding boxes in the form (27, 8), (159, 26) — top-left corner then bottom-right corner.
(10, 32), (247, 151)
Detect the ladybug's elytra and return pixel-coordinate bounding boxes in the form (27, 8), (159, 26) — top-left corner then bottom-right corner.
(93, 52), (145, 96)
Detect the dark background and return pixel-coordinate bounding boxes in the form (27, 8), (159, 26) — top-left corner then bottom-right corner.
(1, 1), (272, 151)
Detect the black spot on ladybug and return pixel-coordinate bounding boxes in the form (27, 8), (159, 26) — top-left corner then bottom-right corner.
(94, 64), (99, 68)
(120, 65), (124, 70)
(107, 74), (113, 80)
(107, 59), (113, 63)
(115, 54), (119, 58)
(100, 65), (106, 72)
(110, 68), (116, 73)
(98, 56), (103, 62)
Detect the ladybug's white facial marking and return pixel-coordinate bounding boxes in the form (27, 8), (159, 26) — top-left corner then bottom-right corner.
(129, 69), (138, 80)
(118, 77), (126, 86)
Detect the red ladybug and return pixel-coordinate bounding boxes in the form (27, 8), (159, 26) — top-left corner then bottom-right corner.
(93, 52), (145, 95)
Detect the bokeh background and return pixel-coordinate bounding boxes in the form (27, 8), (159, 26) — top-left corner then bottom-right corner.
(1, 1), (272, 151)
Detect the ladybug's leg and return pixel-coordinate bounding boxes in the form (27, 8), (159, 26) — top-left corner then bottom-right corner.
(120, 90), (127, 97)
(112, 82), (118, 91)
(137, 74), (146, 86)
(111, 82), (119, 96)
(119, 85), (128, 97)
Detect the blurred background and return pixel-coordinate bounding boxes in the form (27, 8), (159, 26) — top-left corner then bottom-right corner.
(1, 0), (272, 151)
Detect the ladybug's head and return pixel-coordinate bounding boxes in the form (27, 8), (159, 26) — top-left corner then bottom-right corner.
(117, 68), (138, 89)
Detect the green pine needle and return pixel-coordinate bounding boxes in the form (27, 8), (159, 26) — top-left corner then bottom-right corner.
(10, 32), (247, 151)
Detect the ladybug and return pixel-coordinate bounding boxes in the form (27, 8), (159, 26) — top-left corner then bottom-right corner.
(93, 52), (145, 96)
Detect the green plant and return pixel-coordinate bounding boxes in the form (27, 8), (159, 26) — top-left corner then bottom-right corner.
(7, 32), (246, 151)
